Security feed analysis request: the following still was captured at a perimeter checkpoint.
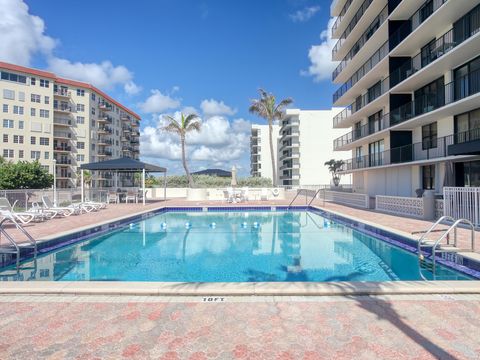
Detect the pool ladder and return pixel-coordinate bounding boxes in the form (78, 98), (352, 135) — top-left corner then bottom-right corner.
(0, 217), (37, 268)
(288, 188), (325, 208)
(417, 216), (476, 280)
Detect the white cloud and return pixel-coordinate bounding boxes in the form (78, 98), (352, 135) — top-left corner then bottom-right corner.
(0, 0), (56, 66)
(138, 89), (181, 113)
(0, 0), (140, 96)
(303, 17), (338, 81)
(140, 109), (251, 168)
(200, 99), (237, 117)
(290, 6), (321, 23)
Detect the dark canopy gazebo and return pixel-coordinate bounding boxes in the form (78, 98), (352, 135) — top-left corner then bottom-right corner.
(80, 158), (167, 205)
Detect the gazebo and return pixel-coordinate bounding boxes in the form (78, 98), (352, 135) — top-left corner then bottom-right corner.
(80, 158), (167, 205)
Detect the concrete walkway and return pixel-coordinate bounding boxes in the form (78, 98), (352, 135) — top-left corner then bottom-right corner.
(0, 294), (479, 359)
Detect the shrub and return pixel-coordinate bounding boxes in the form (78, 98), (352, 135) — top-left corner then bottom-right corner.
(0, 158), (54, 189)
(151, 175), (272, 188)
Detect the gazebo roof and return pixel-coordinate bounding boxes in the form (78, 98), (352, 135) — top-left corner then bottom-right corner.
(80, 157), (167, 172)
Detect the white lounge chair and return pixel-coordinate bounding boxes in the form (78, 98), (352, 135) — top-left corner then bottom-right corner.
(125, 190), (137, 203)
(0, 198), (41, 224)
(41, 196), (78, 217)
(107, 191), (119, 204)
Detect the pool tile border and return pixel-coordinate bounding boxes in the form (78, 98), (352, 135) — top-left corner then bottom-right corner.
(1, 205), (480, 282)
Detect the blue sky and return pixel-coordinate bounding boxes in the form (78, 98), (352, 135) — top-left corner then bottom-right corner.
(3, 0), (336, 176)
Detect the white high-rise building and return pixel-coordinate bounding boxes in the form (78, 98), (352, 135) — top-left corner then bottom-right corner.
(250, 124), (280, 182)
(278, 109), (349, 187)
(331, 0), (480, 197)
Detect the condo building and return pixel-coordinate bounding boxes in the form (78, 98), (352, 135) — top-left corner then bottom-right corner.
(0, 62), (140, 189)
(331, 0), (480, 197)
(250, 124), (280, 181)
(279, 109), (349, 187)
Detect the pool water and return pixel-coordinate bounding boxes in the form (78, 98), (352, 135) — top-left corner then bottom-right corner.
(0, 211), (472, 282)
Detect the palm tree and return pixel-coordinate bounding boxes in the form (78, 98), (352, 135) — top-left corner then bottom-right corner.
(162, 113), (201, 188)
(249, 89), (293, 186)
(324, 159), (345, 187)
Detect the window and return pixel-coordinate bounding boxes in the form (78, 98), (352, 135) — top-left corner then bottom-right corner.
(0, 71), (26, 84)
(39, 79), (49, 88)
(414, 76), (445, 115)
(13, 135), (23, 144)
(30, 77), (36, 85)
(18, 150), (24, 159)
(3, 119), (13, 128)
(31, 108), (36, 116)
(44, 96), (50, 104)
(40, 137), (49, 146)
(77, 154), (85, 162)
(91, 93), (96, 101)
(422, 165), (435, 190)
(3, 134), (8, 142)
(31, 136), (36, 145)
(3, 89), (14, 100)
(18, 120), (24, 129)
(454, 108), (480, 143)
(18, 92), (25, 102)
(76, 116), (85, 124)
(39, 109), (50, 118)
(91, 107), (96, 115)
(31, 94), (40, 103)
(91, 120), (95, 127)
(13, 106), (24, 115)
(368, 140), (384, 167)
(3, 149), (14, 158)
(422, 122), (437, 150)
(77, 89), (85, 96)
(368, 81), (382, 103)
(368, 110), (383, 135)
(31, 151), (41, 160)
(76, 104), (85, 112)
(44, 152), (49, 160)
(454, 55), (480, 101)
(2, 104), (7, 113)
(77, 142), (85, 149)
(41, 165), (49, 172)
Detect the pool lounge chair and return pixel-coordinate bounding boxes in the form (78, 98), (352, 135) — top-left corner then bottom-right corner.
(41, 196), (79, 217)
(0, 198), (44, 224)
(125, 190), (137, 203)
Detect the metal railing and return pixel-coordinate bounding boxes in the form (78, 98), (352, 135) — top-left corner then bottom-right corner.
(331, 0), (354, 36)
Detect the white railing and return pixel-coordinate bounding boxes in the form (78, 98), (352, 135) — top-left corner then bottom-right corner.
(444, 187), (480, 227)
(324, 191), (369, 209)
(376, 195), (424, 219)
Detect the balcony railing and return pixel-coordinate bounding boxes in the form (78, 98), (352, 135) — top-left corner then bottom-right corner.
(53, 118), (73, 126)
(54, 105), (72, 112)
(98, 101), (113, 111)
(54, 89), (71, 97)
(331, 0), (354, 36)
(340, 128), (480, 172)
(389, 0), (447, 50)
(334, 68), (480, 146)
(55, 158), (72, 165)
(333, 4), (388, 71)
(98, 126), (113, 134)
(98, 114), (113, 123)
(332, 0), (374, 59)
(97, 137), (113, 145)
(333, 41), (389, 101)
(54, 131), (75, 139)
(54, 146), (72, 152)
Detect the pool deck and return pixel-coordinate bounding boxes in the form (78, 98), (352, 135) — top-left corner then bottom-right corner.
(1, 293), (479, 359)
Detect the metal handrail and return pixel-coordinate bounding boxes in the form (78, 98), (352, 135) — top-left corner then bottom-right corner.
(0, 216), (37, 267)
(288, 188), (325, 208)
(417, 215), (455, 255)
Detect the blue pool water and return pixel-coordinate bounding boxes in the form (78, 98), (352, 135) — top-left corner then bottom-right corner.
(0, 210), (473, 281)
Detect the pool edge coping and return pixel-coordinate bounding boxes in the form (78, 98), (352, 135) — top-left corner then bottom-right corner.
(1, 281), (480, 296)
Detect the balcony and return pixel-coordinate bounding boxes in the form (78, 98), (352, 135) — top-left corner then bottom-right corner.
(53, 131), (75, 140)
(122, 146), (133, 152)
(98, 101), (113, 111)
(121, 136), (131, 142)
(122, 126), (132, 133)
(53, 118), (73, 127)
(131, 120), (140, 127)
(55, 158), (72, 165)
(121, 114), (131, 122)
(334, 68), (480, 148)
(98, 114), (113, 124)
(54, 105), (72, 113)
(98, 126), (113, 135)
(339, 128), (479, 173)
(56, 172), (72, 179)
(53, 145), (72, 153)
(54, 89), (71, 98)
(98, 150), (113, 157)
(97, 137), (113, 146)
(331, 0), (354, 37)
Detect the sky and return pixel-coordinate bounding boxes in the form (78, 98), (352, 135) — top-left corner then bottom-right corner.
(0, 0), (337, 176)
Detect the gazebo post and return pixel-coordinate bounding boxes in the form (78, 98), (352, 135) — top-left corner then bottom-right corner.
(164, 171), (167, 201)
(142, 168), (146, 206)
(81, 169), (85, 203)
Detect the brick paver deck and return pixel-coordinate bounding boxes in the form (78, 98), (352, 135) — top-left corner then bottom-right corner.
(0, 294), (479, 359)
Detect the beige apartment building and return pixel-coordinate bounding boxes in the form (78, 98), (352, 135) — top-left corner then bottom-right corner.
(250, 124), (280, 181)
(331, 0), (480, 197)
(0, 62), (140, 189)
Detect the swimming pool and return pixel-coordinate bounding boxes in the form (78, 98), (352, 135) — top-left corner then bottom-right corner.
(0, 209), (475, 282)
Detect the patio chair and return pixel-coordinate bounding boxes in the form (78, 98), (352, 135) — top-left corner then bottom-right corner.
(125, 190), (137, 203)
(41, 196), (78, 217)
(260, 188), (269, 201)
(107, 191), (119, 204)
(0, 198), (42, 224)
(226, 187), (235, 203)
(241, 187), (250, 202)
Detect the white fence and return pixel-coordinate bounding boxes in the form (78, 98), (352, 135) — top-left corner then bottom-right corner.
(375, 195), (424, 219)
(435, 199), (444, 220)
(444, 187), (480, 227)
(323, 190), (369, 209)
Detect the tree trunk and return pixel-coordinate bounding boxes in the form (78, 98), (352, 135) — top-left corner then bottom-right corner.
(181, 135), (194, 188)
(268, 118), (277, 187)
